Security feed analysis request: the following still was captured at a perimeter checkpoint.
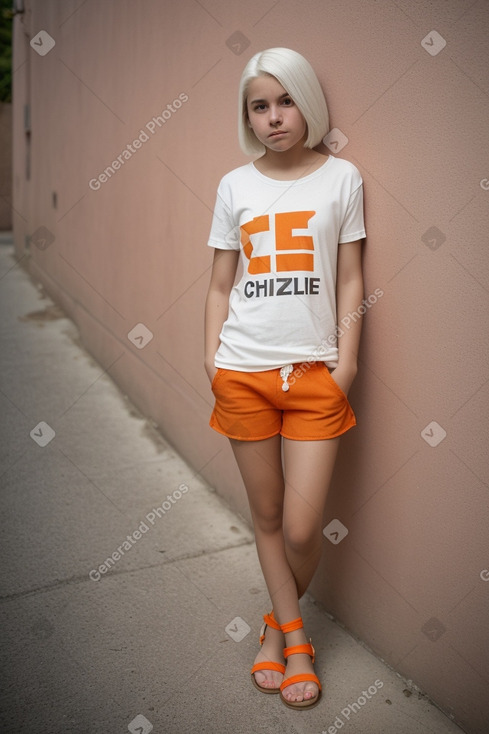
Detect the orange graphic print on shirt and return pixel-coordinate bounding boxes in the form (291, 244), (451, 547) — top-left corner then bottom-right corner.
(240, 211), (316, 274)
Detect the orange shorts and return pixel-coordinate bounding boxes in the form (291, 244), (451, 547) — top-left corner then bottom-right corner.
(209, 361), (356, 441)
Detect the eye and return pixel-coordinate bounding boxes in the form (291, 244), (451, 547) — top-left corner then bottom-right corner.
(253, 103), (267, 111)
(282, 97), (293, 106)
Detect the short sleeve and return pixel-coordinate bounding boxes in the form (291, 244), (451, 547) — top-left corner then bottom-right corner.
(207, 185), (240, 251)
(338, 180), (366, 244)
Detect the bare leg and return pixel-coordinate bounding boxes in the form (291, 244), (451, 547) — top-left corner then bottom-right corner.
(282, 437), (340, 598)
(230, 435), (288, 689)
(278, 437), (340, 702)
(230, 434), (340, 701)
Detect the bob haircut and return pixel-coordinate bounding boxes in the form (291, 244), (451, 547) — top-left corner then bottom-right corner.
(238, 47), (330, 156)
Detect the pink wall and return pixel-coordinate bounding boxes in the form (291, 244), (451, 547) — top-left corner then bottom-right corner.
(12, 2), (489, 731)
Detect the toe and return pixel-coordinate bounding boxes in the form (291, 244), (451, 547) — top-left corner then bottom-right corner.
(255, 670), (282, 689)
(304, 683), (318, 700)
(284, 682), (318, 703)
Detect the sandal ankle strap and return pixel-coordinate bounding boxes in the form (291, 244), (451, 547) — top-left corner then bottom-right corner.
(263, 610), (281, 631)
(279, 616), (303, 634)
(283, 642), (315, 663)
(259, 610), (282, 645)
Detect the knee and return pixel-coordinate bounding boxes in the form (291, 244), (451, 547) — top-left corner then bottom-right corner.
(283, 519), (320, 554)
(252, 501), (283, 535)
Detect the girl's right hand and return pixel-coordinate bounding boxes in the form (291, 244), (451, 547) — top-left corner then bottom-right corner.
(205, 363), (218, 384)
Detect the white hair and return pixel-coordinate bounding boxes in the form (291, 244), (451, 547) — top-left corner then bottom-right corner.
(238, 47), (330, 156)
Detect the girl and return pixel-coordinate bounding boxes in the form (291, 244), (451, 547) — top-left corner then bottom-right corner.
(204, 48), (365, 709)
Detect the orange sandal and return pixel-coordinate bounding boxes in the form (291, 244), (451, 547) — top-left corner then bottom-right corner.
(279, 616), (322, 709)
(250, 611), (286, 694)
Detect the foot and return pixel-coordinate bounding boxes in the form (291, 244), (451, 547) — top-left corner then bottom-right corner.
(281, 651), (319, 703)
(252, 624), (285, 690)
(281, 629), (319, 704)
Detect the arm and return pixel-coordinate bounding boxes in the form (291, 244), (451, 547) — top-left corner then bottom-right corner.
(331, 239), (364, 395)
(204, 248), (239, 382)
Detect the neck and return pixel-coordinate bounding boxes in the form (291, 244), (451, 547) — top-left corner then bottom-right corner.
(261, 139), (321, 172)
(263, 141), (313, 170)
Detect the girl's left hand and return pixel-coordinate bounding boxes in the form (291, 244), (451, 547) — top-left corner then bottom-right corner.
(205, 364), (218, 384)
(329, 364), (357, 396)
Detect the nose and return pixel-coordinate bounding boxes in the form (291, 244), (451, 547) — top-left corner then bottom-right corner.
(269, 105), (283, 125)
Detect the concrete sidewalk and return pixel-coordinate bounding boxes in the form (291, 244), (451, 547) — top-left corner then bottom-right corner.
(0, 234), (466, 734)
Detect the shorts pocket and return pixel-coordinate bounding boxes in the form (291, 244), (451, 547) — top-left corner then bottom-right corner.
(211, 368), (227, 391)
(321, 364), (349, 400)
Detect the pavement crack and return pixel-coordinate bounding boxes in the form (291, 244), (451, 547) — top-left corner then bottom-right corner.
(0, 538), (255, 604)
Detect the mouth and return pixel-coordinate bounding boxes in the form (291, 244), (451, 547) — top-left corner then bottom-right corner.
(269, 131), (287, 138)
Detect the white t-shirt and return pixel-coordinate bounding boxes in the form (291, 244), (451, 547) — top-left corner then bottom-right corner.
(207, 155), (366, 371)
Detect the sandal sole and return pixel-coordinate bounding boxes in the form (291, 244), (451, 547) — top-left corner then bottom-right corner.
(251, 673), (282, 694)
(280, 690), (322, 709)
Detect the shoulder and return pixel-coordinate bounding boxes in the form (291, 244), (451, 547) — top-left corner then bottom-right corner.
(327, 155), (363, 183)
(217, 162), (255, 190)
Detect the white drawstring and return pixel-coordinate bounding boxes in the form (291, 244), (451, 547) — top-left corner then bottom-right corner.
(280, 364), (293, 392)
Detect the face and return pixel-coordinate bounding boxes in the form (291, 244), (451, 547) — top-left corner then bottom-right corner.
(246, 74), (307, 153)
